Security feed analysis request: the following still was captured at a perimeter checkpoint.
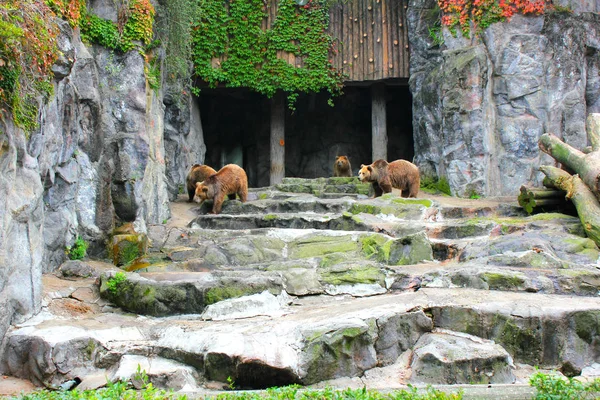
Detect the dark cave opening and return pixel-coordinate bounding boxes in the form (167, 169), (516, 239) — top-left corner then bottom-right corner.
(198, 84), (413, 188)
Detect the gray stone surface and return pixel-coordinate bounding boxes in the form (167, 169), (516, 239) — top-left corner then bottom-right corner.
(410, 330), (515, 384)
(408, 10), (600, 196)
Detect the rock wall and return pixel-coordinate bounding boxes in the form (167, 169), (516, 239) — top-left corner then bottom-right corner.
(0, 6), (204, 344)
(408, 4), (600, 196)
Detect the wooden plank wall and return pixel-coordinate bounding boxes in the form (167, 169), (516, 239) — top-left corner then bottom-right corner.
(259, 0), (410, 81)
(328, 0), (410, 81)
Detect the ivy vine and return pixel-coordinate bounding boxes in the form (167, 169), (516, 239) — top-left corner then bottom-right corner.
(80, 0), (155, 53)
(0, 0), (59, 133)
(438, 0), (550, 37)
(191, 0), (345, 108)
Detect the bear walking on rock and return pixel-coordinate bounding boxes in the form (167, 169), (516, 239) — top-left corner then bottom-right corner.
(186, 164), (217, 202)
(358, 159), (420, 198)
(333, 155), (352, 177)
(194, 164), (248, 214)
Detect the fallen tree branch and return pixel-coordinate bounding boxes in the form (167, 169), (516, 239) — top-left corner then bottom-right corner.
(539, 166), (600, 246)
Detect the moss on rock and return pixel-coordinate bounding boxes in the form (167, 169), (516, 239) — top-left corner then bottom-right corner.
(481, 272), (525, 290)
(320, 264), (386, 286)
(290, 235), (358, 259)
(110, 232), (148, 267)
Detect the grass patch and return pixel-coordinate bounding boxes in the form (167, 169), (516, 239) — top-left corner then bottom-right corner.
(213, 385), (463, 400)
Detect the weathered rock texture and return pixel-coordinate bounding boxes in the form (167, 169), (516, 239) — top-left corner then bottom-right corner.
(0, 8), (204, 344)
(408, 5), (600, 197)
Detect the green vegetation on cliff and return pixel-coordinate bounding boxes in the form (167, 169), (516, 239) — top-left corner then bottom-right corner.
(0, 0), (59, 132)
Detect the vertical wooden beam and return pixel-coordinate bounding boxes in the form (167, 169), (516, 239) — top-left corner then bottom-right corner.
(371, 83), (387, 161)
(270, 91), (285, 185)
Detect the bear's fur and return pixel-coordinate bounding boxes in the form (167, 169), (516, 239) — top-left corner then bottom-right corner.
(358, 159), (420, 198)
(193, 164), (248, 214)
(333, 155), (352, 177)
(186, 164), (217, 202)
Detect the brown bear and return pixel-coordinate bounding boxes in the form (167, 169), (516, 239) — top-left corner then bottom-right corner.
(333, 155), (352, 177)
(358, 159), (420, 198)
(193, 164), (248, 214)
(186, 164), (217, 202)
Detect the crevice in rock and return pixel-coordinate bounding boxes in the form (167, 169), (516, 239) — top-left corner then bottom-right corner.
(235, 361), (300, 389)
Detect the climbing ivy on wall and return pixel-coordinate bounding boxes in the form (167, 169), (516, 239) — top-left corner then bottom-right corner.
(80, 0), (156, 53)
(46, 0), (85, 27)
(438, 0), (550, 37)
(0, 0), (158, 134)
(0, 0), (59, 133)
(191, 0), (345, 108)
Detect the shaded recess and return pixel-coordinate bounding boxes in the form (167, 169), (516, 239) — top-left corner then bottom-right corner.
(197, 84), (413, 187)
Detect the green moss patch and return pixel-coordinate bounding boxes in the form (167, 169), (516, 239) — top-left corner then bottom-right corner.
(360, 235), (392, 263)
(290, 235), (358, 259)
(481, 272), (525, 290)
(320, 264), (385, 286)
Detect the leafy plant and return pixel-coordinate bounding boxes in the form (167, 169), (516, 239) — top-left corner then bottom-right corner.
(530, 370), (600, 399)
(191, 0), (345, 109)
(11, 368), (188, 399)
(467, 189), (481, 199)
(45, 0), (85, 27)
(437, 0), (550, 38)
(428, 21), (444, 47)
(420, 176), (452, 196)
(213, 385), (463, 400)
(155, 0), (198, 84)
(106, 271), (127, 294)
(0, 0), (59, 133)
(80, 0), (155, 53)
(67, 236), (89, 260)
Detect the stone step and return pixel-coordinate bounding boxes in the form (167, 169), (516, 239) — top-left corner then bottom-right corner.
(4, 286), (600, 390)
(195, 194), (431, 219)
(275, 177), (371, 196)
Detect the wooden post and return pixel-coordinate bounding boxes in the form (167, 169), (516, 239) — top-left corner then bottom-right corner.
(270, 91), (285, 185)
(371, 83), (387, 161)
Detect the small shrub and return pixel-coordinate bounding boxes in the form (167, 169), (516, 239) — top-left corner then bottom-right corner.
(420, 176), (452, 196)
(67, 236), (89, 260)
(530, 371), (600, 400)
(106, 271), (127, 294)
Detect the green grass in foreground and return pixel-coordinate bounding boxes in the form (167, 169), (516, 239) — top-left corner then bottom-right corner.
(13, 370), (600, 400)
(8, 383), (462, 400)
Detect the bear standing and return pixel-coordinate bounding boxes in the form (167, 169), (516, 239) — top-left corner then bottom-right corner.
(358, 159), (420, 198)
(333, 155), (352, 177)
(194, 164), (248, 214)
(186, 164), (217, 202)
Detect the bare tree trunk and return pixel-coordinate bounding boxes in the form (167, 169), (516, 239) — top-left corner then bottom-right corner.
(538, 115), (600, 196)
(539, 166), (600, 246)
(270, 91), (285, 185)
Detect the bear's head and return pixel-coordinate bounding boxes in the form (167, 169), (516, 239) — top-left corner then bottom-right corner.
(358, 164), (374, 182)
(335, 155), (350, 169)
(194, 181), (214, 203)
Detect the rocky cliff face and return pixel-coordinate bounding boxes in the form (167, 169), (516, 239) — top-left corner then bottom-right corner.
(0, 8), (205, 343)
(408, 4), (600, 196)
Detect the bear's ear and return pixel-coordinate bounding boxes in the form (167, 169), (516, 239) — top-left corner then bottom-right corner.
(367, 166), (373, 172)
(196, 182), (203, 188)
(360, 164), (365, 168)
